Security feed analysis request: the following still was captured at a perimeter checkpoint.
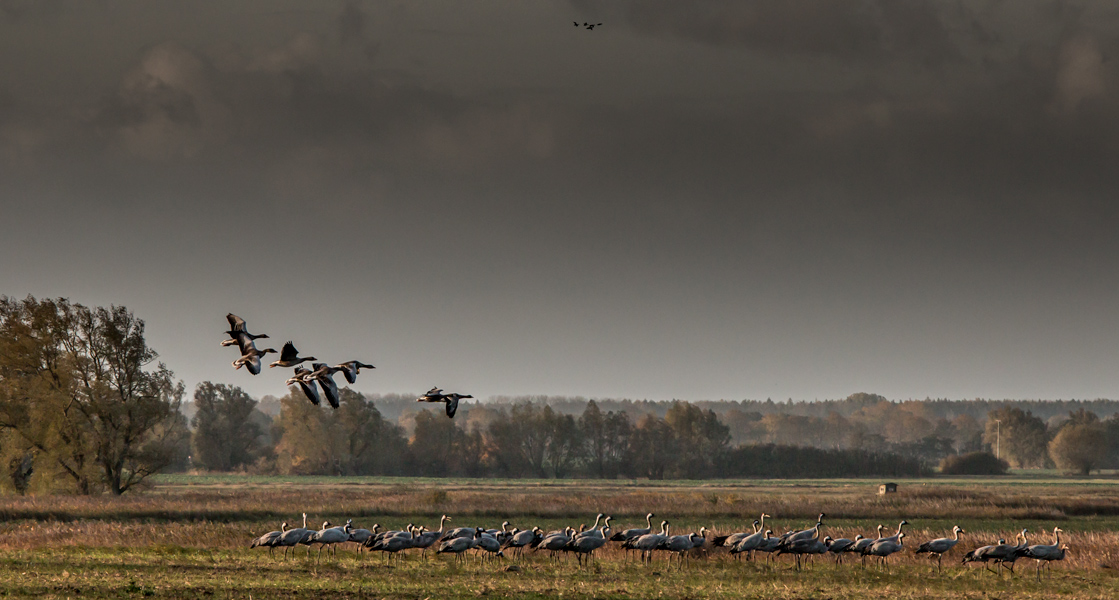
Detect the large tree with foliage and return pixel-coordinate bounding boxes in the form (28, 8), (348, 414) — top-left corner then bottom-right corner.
(410, 409), (470, 476)
(273, 388), (408, 476)
(484, 403), (583, 478)
(0, 296), (186, 494)
(628, 414), (677, 479)
(1048, 410), (1106, 475)
(665, 401), (729, 478)
(190, 382), (260, 472)
(579, 400), (631, 479)
(983, 406), (1049, 468)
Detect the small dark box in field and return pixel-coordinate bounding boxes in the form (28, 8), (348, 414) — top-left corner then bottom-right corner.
(879, 482), (898, 495)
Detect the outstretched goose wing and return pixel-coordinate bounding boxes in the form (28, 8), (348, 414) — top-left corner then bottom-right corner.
(279, 342), (298, 363)
(227, 313), (247, 332)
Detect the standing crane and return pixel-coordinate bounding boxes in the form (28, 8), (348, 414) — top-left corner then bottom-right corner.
(1024, 527), (1068, 581)
(914, 525), (965, 573)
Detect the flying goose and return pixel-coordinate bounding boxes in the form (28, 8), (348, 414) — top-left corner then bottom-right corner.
(308, 363), (341, 409)
(233, 346), (277, 375)
(334, 360), (375, 384)
(286, 367), (321, 406)
(222, 313), (269, 354)
(416, 387), (473, 418)
(269, 342), (316, 368)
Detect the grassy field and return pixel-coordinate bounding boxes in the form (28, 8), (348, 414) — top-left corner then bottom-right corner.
(1, 474), (1118, 598)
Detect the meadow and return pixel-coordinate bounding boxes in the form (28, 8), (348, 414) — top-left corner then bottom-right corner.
(1, 474), (1117, 599)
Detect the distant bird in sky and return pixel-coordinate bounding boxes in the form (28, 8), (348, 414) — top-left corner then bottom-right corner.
(584, 22), (602, 30)
(333, 360), (375, 384)
(416, 387), (473, 418)
(269, 341), (317, 369)
(287, 367), (321, 406)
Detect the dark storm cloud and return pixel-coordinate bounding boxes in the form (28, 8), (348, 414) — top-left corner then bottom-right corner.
(4, 1), (1119, 400)
(67, 33), (556, 182)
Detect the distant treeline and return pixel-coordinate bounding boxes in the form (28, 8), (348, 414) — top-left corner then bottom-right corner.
(169, 386), (1119, 482)
(240, 392), (1119, 430)
(7, 295), (1112, 496)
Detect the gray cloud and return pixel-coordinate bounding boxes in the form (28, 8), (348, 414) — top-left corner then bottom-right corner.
(3, 1), (1119, 399)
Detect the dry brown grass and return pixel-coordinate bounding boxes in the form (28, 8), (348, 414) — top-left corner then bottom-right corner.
(2, 478), (1117, 524)
(1, 477), (1117, 599)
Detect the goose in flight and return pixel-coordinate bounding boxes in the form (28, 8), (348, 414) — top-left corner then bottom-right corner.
(269, 342), (317, 369)
(286, 367), (321, 406)
(334, 361), (375, 384)
(233, 346), (277, 375)
(416, 387), (472, 418)
(309, 363), (341, 409)
(222, 313), (269, 354)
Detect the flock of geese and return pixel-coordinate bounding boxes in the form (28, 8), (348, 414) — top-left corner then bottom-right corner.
(249, 512), (1071, 580)
(222, 313), (470, 416)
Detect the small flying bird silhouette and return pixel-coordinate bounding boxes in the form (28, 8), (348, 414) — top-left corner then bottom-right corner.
(584, 22), (602, 30)
(269, 341), (317, 368)
(416, 387), (473, 418)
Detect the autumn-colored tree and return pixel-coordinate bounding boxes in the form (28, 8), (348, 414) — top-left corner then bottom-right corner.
(334, 388), (407, 475)
(410, 409), (467, 476)
(191, 382), (260, 471)
(0, 430), (34, 494)
(665, 401), (729, 478)
(1048, 412), (1106, 475)
(273, 387), (406, 475)
(0, 296), (186, 494)
(483, 403), (582, 478)
(983, 407), (1049, 468)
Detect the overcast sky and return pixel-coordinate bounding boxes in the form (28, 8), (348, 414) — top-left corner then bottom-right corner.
(3, 1), (1119, 402)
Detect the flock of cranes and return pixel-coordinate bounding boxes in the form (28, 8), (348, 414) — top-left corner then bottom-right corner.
(228, 309), (1071, 582)
(249, 512), (1071, 580)
(222, 313), (469, 416)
